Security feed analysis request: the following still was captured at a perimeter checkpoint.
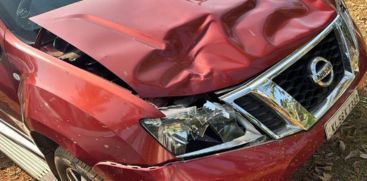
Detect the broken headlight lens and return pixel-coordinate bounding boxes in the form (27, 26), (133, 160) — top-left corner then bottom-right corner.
(141, 102), (263, 157)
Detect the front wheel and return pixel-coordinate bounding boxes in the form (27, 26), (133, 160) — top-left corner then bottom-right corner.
(54, 147), (103, 181)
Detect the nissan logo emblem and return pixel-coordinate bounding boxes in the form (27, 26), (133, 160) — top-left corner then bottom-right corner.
(310, 57), (334, 87)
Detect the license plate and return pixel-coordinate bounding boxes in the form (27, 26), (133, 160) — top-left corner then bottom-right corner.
(324, 90), (360, 140)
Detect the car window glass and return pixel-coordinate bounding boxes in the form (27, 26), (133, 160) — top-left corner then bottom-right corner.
(0, 0), (78, 43)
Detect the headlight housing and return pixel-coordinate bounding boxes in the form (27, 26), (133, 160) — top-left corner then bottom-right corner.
(141, 101), (264, 157)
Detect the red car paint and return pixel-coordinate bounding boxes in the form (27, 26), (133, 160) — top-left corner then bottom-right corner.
(0, 0), (365, 181)
(1, 23), (173, 166)
(31, 0), (336, 98)
(94, 57), (367, 181)
(93, 33), (367, 181)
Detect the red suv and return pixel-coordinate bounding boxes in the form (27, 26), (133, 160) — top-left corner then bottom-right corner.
(0, 0), (366, 180)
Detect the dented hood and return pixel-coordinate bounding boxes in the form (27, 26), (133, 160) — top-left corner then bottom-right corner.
(31, 0), (336, 98)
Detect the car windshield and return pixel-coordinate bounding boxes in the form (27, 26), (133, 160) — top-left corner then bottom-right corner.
(0, 0), (78, 43)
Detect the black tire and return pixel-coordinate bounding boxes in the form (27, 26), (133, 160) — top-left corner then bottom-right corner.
(54, 147), (103, 181)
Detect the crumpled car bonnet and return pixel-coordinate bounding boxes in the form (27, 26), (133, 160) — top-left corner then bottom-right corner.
(31, 0), (336, 98)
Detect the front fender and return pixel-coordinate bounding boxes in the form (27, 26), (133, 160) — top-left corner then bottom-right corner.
(5, 32), (175, 166)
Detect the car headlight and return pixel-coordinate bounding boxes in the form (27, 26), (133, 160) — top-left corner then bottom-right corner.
(141, 101), (264, 157)
(335, 0), (360, 72)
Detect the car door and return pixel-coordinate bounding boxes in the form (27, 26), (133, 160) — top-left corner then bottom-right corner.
(0, 0), (79, 136)
(0, 4), (26, 133)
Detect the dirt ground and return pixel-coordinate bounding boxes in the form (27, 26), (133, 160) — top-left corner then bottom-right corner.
(0, 153), (32, 181)
(0, 1), (367, 181)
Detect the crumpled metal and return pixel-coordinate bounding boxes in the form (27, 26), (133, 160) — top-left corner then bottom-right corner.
(31, 0), (336, 97)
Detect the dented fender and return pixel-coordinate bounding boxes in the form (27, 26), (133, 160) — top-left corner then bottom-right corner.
(3, 32), (174, 166)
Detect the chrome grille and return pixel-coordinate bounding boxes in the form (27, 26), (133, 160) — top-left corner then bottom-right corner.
(220, 16), (358, 139)
(274, 31), (346, 112)
(234, 95), (286, 132)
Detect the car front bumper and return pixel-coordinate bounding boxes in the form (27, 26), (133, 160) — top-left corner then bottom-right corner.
(92, 43), (367, 180)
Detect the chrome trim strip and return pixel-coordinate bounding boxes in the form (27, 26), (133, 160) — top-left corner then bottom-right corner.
(225, 100), (281, 139)
(252, 80), (317, 131)
(0, 119), (57, 180)
(0, 119), (44, 158)
(313, 71), (355, 119)
(336, 5), (360, 73)
(220, 17), (340, 99)
(220, 15), (357, 139)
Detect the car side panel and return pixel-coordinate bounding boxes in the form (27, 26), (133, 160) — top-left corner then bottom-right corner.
(3, 31), (175, 166)
(0, 20), (24, 131)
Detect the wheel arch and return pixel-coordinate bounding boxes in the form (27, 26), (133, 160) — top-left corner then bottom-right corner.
(31, 131), (59, 178)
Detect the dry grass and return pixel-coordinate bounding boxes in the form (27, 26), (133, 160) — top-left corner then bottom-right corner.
(0, 153), (32, 181)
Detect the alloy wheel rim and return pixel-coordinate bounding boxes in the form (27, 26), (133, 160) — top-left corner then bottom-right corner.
(65, 168), (87, 181)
